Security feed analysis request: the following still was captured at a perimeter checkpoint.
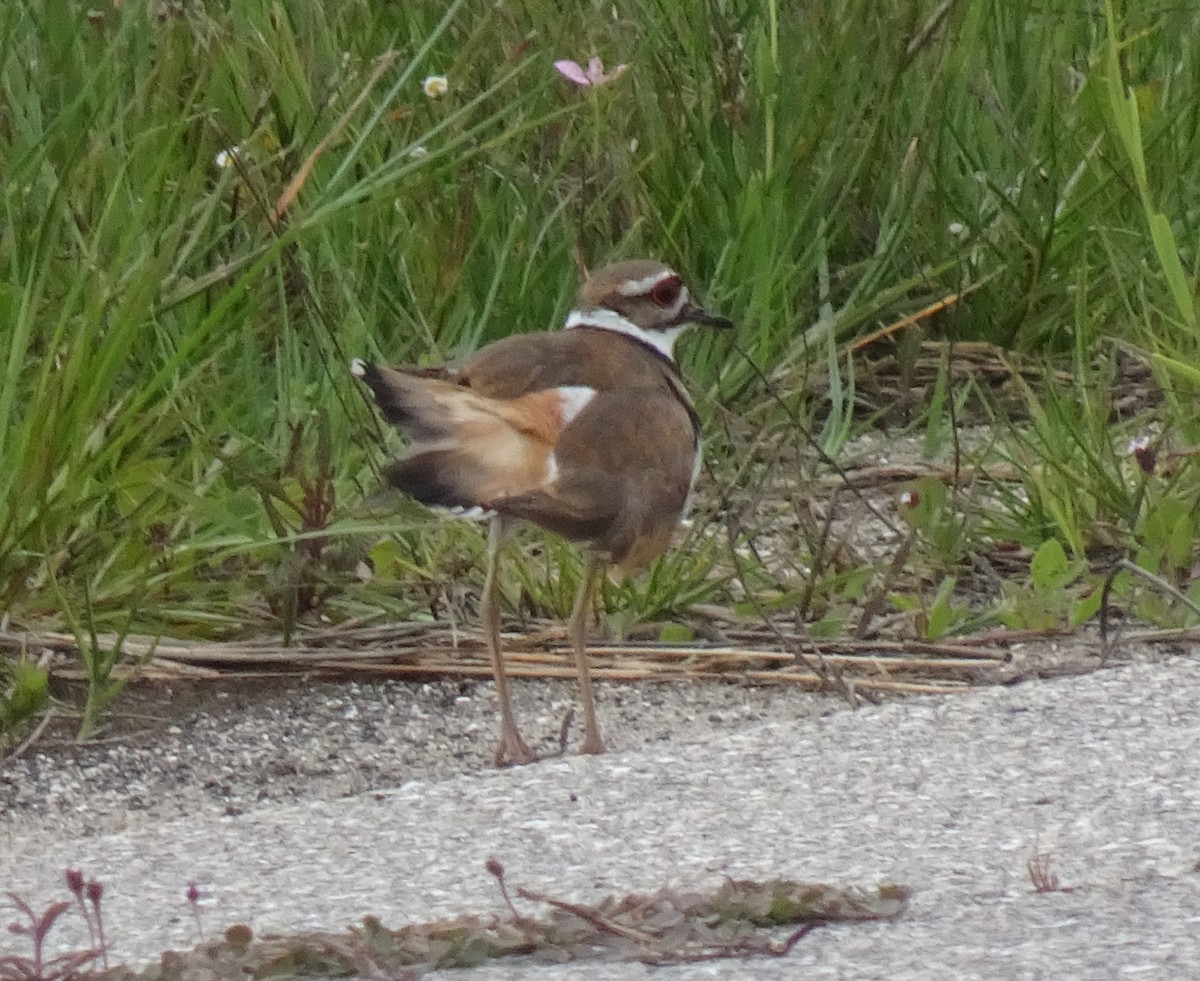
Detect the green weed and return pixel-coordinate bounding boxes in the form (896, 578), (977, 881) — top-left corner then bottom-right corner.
(2, 1), (1200, 738)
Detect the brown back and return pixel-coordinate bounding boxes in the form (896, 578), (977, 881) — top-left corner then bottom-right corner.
(455, 328), (684, 401)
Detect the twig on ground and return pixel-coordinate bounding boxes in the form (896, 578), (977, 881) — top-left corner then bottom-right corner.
(2, 706), (55, 764)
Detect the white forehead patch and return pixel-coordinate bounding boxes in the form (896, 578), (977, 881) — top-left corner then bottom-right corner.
(564, 308), (686, 359)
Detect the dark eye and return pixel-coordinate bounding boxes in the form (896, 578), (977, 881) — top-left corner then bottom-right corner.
(650, 278), (681, 308)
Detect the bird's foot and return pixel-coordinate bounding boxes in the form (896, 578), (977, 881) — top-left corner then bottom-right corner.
(493, 727), (537, 767)
(577, 730), (606, 756)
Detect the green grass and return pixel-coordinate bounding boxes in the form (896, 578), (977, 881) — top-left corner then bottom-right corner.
(2, 0), (1200, 740)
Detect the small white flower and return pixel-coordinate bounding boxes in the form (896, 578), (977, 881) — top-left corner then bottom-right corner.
(214, 146), (241, 169)
(422, 74), (449, 99)
(408, 145), (429, 160)
(1126, 434), (1152, 454)
(899, 490), (918, 507)
(947, 221), (968, 238)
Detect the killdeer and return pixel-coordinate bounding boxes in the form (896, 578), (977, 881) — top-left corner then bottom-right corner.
(352, 259), (732, 766)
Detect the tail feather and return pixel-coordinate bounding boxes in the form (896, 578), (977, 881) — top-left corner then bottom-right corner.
(385, 450), (485, 510)
(354, 359), (559, 511)
(354, 360), (455, 441)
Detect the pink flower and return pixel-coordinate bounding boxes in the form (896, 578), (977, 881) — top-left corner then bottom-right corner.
(554, 56), (628, 87)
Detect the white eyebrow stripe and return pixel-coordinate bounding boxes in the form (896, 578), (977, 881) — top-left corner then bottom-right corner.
(616, 271), (678, 296)
(554, 385), (597, 426)
(563, 308), (685, 359)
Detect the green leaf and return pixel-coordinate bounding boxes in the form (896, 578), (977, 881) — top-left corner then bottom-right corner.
(658, 623), (695, 643)
(1030, 539), (1072, 593)
(925, 577), (958, 641)
(2, 660), (49, 724)
(1148, 212), (1197, 330)
(1069, 585), (1104, 628)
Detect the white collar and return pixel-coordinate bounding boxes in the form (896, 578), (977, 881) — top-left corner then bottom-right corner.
(563, 308), (683, 360)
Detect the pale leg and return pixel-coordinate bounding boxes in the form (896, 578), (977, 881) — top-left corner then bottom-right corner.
(483, 517), (535, 766)
(569, 557), (605, 755)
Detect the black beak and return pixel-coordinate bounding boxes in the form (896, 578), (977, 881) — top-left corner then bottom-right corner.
(684, 302), (734, 330)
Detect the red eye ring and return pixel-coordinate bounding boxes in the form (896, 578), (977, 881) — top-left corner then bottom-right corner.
(650, 277), (682, 308)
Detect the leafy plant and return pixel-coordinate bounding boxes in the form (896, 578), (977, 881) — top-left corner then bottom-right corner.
(0, 658), (49, 752)
(897, 476), (971, 571)
(0, 871), (107, 981)
(4, 0), (1200, 728)
(999, 539), (1102, 631)
(891, 575), (972, 642)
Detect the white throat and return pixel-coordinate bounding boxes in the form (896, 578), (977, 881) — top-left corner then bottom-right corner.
(564, 308), (684, 360)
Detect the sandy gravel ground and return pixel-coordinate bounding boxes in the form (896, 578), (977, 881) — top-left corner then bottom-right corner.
(3, 644), (1199, 978)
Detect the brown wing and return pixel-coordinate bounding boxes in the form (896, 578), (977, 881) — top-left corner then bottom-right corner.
(357, 332), (700, 563)
(490, 387), (698, 573)
(354, 337), (582, 398)
(457, 329), (682, 398)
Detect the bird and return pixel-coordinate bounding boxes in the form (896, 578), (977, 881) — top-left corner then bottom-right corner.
(352, 258), (732, 766)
